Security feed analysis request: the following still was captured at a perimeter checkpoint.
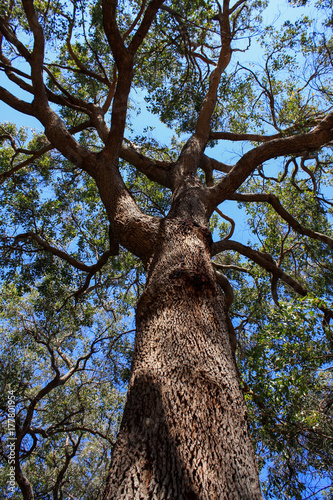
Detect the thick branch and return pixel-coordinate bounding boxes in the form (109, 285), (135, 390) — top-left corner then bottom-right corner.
(22, 0), (47, 104)
(102, 0), (129, 70)
(0, 15), (31, 61)
(103, 1), (164, 157)
(171, 1), (233, 188)
(207, 111), (333, 213)
(0, 121), (92, 184)
(0, 3), (91, 171)
(212, 239), (307, 297)
(128, 0), (165, 55)
(120, 142), (172, 188)
(0, 85), (34, 115)
(12, 232), (111, 273)
(194, 1), (232, 143)
(210, 119), (320, 143)
(103, 67), (133, 156)
(228, 192), (333, 249)
(15, 464), (34, 500)
(94, 154), (161, 263)
(1, 8), (154, 259)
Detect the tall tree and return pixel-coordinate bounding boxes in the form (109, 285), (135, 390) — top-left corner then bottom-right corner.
(0, 0), (332, 498)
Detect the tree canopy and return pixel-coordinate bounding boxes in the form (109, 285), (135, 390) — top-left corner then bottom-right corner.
(0, 0), (332, 498)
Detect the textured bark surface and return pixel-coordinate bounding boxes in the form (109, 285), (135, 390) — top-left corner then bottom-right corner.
(104, 216), (262, 499)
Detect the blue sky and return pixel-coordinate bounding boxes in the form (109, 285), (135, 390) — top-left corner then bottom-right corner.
(0, 0), (318, 248)
(1, 2), (332, 499)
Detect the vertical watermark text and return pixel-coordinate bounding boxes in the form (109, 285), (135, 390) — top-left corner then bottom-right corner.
(6, 388), (16, 494)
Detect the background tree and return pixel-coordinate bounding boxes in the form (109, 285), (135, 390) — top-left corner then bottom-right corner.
(0, 0), (332, 498)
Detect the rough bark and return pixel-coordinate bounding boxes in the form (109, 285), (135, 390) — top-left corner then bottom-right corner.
(104, 213), (262, 499)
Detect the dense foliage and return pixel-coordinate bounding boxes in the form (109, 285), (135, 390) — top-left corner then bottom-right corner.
(0, 0), (332, 498)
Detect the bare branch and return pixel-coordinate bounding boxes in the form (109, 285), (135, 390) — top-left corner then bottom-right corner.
(53, 434), (82, 499)
(200, 155), (232, 186)
(103, 1), (165, 157)
(18, 338), (104, 449)
(210, 131), (278, 142)
(66, 15), (110, 86)
(0, 15), (31, 61)
(129, 0), (165, 55)
(0, 60), (33, 93)
(22, 0), (47, 103)
(228, 192), (333, 249)
(171, 1), (234, 187)
(15, 464), (34, 500)
(121, 142), (172, 188)
(30, 424), (114, 444)
(102, 66), (118, 113)
(215, 269), (234, 310)
(229, 0), (247, 15)
(210, 119), (321, 143)
(122, 1), (147, 41)
(0, 56), (108, 128)
(7, 1), (93, 170)
(194, 1), (232, 143)
(102, 0), (129, 70)
(0, 130), (173, 189)
(10, 232), (111, 273)
(271, 275), (280, 307)
(43, 66), (97, 114)
(207, 111), (333, 212)
(213, 261), (252, 274)
(0, 85), (34, 115)
(215, 206), (235, 240)
(212, 239), (307, 296)
(0, 121), (92, 183)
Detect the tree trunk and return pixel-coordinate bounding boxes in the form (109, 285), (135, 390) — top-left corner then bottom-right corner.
(104, 216), (262, 499)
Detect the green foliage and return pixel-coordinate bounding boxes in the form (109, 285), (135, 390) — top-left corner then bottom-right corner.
(0, 281), (129, 498)
(0, 126), (143, 498)
(215, 145), (333, 498)
(242, 299), (333, 499)
(0, 0), (333, 498)
(137, 0), (269, 133)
